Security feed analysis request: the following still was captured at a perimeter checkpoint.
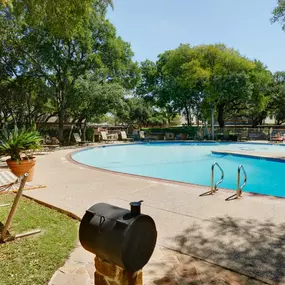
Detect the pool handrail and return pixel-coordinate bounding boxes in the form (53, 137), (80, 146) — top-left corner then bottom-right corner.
(237, 165), (247, 198)
(211, 162), (224, 194)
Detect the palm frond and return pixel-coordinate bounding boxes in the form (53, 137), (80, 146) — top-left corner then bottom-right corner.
(0, 128), (42, 160)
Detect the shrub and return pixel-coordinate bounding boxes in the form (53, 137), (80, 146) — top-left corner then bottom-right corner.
(0, 128), (42, 160)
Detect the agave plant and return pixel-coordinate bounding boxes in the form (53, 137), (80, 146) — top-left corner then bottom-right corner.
(0, 127), (42, 161)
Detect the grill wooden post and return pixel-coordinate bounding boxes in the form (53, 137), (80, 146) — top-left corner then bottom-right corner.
(95, 257), (142, 285)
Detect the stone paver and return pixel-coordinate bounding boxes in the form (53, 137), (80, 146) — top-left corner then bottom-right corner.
(22, 148), (285, 285)
(49, 244), (94, 285)
(49, 243), (267, 285)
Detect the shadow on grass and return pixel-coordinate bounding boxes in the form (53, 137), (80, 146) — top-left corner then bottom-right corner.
(0, 221), (12, 242)
(147, 216), (285, 285)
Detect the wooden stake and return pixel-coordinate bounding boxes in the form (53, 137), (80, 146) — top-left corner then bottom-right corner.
(15, 229), (41, 239)
(0, 174), (28, 242)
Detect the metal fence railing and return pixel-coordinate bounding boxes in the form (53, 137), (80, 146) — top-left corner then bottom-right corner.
(141, 126), (285, 141)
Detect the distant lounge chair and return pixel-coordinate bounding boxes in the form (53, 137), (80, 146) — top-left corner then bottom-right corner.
(100, 131), (116, 143)
(41, 136), (60, 151)
(0, 170), (46, 192)
(73, 133), (89, 146)
(139, 131), (145, 140)
(270, 133), (284, 143)
(139, 131), (152, 141)
(0, 171), (18, 192)
(165, 132), (175, 140)
(120, 131), (133, 142)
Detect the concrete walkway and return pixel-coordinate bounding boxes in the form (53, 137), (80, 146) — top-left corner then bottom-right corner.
(213, 149), (285, 160)
(23, 148), (285, 285)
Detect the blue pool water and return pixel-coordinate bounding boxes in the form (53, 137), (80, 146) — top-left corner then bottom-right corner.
(72, 142), (285, 197)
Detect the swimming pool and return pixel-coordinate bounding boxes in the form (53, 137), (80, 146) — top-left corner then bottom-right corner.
(72, 142), (285, 197)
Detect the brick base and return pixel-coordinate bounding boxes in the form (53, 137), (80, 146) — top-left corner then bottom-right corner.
(95, 257), (142, 285)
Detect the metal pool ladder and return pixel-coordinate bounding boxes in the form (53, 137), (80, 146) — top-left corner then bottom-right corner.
(211, 162), (224, 194)
(236, 165), (247, 198)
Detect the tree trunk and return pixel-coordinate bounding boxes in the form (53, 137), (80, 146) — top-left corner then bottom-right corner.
(26, 92), (32, 128)
(167, 116), (171, 126)
(184, 106), (191, 126)
(58, 109), (65, 142)
(211, 107), (215, 140)
(252, 119), (258, 128)
(196, 116), (200, 126)
(68, 125), (74, 143)
(252, 117), (263, 128)
(200, 113), (209, 139)
(83, 119), (87, 141)
(217, 104), (225, 128)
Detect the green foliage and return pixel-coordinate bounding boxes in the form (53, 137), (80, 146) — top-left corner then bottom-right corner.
(1, 0), (113, 38)
(0, 0), (279, 135)
(0, 1), (139, 140)
(234, 60), (273, 127)
(0, 128), (42, 160)
(86, 128), (95, 141)
(115, 97), (152, 126)
(269, 71), (285, 124)
(272, 0), (285, 31)
(0, 76), (51, 129)
(71, 78), (125, 122)
(0, 194), (78, 285)
(191, 44), (255, 127)
(138, 43), (272, 128)
(147, 111), (168, 127)
(142, 126), (201, 139)
(169, 114), (182, 126)
(114, 97), (170, 127)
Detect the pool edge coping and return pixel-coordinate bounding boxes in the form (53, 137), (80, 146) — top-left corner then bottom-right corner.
(212, 150), (285, 163)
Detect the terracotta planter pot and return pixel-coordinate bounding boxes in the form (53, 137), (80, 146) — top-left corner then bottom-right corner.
(6, 157), (36, 182)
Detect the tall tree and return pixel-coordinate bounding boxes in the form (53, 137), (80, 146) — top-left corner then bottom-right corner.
(193, 44), (254, 129)
(114, 97), (169, 127)
(138, 44), (257, 139)
(269, 71), (285, 125)
(161, 45), (210, 126)
(0, 0), (113, 38)
(0, 76), (51, 128)
(70, 77), (125, 140)
(239, 61), (273, 127)
(0, 2), (139, 140)
(138, 46), (209, 127)
(115, 97), (154, 127)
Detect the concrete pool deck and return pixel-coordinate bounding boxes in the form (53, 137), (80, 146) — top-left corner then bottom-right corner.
(17, 147), (285, 284)
(213, 149), (285, 161)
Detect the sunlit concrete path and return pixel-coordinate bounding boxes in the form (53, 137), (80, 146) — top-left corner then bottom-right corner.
(23, 148), (285, 285)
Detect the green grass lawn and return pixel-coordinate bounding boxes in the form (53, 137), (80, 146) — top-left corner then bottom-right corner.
(0, 194), (78, 285)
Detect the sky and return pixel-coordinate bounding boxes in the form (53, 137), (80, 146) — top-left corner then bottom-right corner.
(107, 0), (285, 72)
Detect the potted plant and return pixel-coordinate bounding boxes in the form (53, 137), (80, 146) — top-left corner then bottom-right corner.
(0, 128), (42, 182)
